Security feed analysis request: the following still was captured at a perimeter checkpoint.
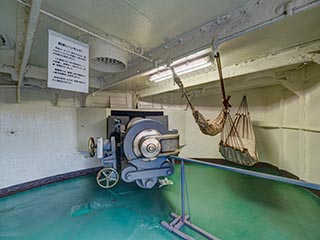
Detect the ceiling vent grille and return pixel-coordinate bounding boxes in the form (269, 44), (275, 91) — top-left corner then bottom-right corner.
(89, 36), (129, 73)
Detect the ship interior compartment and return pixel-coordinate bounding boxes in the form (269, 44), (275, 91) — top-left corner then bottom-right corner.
(1, 0), (320, 240)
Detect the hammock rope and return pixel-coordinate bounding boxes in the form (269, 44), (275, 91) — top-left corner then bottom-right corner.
(219, 96), (258, 166)
(171, 52), (258, 166)
(170, 52), (230, 136)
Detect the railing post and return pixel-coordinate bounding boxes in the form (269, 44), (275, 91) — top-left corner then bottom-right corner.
(181, 160), (185, 222)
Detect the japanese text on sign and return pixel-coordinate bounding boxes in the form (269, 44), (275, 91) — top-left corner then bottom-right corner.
(48, 30), (89, 93)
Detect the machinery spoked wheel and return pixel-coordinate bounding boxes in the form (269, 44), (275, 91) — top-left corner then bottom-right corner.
(96, 168), (119, 188)
(88, 137), (96, 157)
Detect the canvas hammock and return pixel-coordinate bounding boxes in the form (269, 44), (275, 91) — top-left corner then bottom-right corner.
(171, 53), (230, 136)
(219, 95), (258, 166)
(171, 52), (258, 166)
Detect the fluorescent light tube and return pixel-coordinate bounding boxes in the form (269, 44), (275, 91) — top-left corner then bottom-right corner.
(149, 56), (211, 82)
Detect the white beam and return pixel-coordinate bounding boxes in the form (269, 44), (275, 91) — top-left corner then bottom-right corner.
(311, 53), (320, 65)
(24, 64), (46, 80)
(182, 76), (282, 100)
(101, 0), (320, 89)
(24, 65), (102, 89)
(280, 69), (306, 95)
(137, 40), (320, 98)
(16, 0), (43, 103)
(0, 64), (18, 81)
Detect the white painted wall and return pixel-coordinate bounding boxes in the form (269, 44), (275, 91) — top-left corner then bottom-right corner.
(163, 108), (186, 146)
(0, 87), (140, 189)
(250, 65), (320, 184)
(1, 64), (320, 188)
(139, 64), (320, 184)
(182, 104), (220, 158)
(139, 88), (267, 159)
(76, 108), (108, 151)
(180, 87), (266, 158)
(85, 91), (133, 108)
(0, 88), (102, 189)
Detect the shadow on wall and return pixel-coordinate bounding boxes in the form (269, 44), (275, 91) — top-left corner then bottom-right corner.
(254, 127), (280, 167)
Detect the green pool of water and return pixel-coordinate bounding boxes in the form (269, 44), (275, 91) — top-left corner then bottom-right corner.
(1, 164), (320, 240)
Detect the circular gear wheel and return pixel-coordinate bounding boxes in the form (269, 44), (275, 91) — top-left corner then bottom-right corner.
(88, 137), (96, 157)
(96, 168), (119, 188)
(135, 177), (158, 189)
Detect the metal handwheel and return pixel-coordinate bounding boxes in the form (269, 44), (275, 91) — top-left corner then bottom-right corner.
(88, 137), (96, 157)
(96, 168), (119, 188)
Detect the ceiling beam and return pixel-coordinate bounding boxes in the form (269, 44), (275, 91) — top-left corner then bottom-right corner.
(0, 64), (18, 81)
(312, 53), (320, 65)
(186, 76), (282, 99)
(136, 39), (320, 98)
(101, 0), (320, 90)
(16, 0), (43, 103)
(25, 65), (102, 89)
(0, 64), (103, 89)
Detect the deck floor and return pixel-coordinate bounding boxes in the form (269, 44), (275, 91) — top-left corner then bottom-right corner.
(1, 163), (319, 240)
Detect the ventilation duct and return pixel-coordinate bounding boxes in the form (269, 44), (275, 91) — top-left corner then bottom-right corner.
(89, 36), (130, 73)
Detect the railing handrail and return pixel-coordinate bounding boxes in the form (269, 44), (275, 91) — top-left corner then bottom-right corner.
(169, 156), (320, 191)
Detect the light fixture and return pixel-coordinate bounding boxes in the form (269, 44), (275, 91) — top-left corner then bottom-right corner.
(149, 55), (211, 82)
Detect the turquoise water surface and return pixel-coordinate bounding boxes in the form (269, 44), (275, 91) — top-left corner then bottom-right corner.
(1, 164), (320, 239)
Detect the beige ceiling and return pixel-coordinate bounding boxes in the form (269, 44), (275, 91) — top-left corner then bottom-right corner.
(0, 0), (320, 96)
(41, 0), (250, 51)
(0, 0), (250, 79)
(108, 5), (320, 92)
(26, 0), (250, 68)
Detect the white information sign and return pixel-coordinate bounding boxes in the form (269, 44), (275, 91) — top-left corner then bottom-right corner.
(48, 30), (89, 93)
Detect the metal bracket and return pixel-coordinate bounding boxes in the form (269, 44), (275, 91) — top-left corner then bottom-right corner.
(161, 160), (219, 240)
(122, 166), (173, 182)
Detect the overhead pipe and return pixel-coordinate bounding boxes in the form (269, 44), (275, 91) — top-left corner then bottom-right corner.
(16, 0), (152, 62)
